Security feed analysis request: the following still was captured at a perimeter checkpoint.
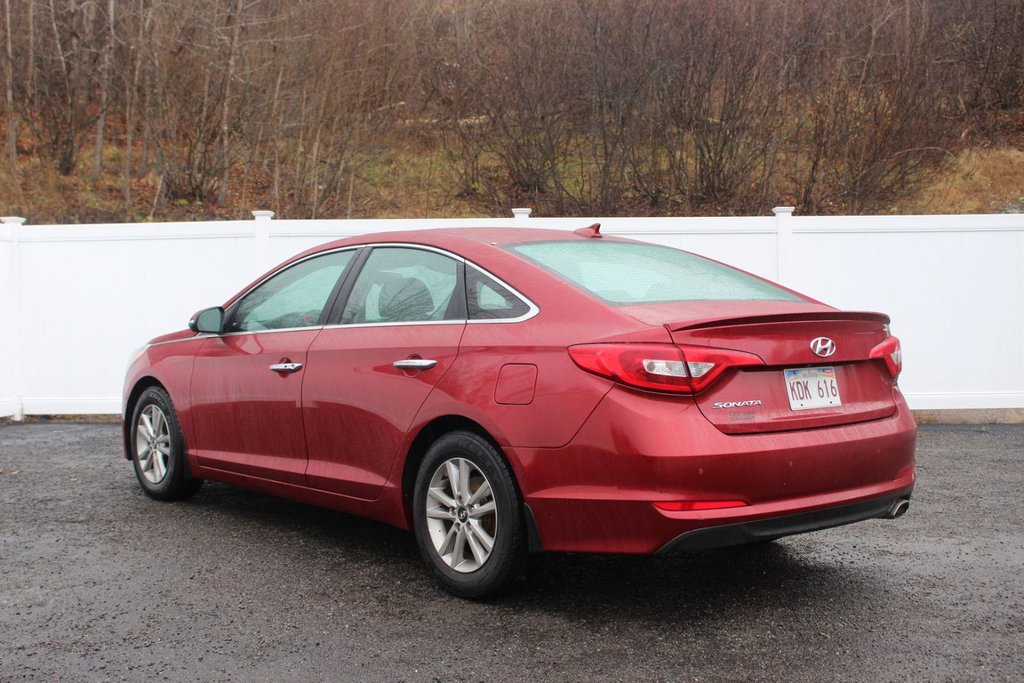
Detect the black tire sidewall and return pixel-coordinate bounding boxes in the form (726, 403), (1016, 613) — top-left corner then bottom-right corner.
(130, 387), (190, 500)
(413, 431), (524, 599)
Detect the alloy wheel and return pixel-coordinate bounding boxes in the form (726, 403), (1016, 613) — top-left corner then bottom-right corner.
(425, 457), (498, 573)
(136, 404), (171, 484)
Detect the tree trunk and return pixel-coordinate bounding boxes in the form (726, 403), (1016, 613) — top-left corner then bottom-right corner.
(123, 0), (149, 216)
(26, 0), (33, 96)
(3, 0), (17, 179)
(92, 0), (115, 182)
(217, 0), (243, 207)
(271, 62), (283, 214)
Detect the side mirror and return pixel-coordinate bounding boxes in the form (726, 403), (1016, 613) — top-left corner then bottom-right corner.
(188, 306), (225, 334)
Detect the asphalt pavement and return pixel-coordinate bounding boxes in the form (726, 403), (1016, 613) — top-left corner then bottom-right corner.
(1, 422), (1022, 682)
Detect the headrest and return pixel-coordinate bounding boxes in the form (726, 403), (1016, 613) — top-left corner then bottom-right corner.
(378, 276), (434, 321)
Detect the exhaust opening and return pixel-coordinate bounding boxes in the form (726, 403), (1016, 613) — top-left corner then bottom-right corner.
(887, 499), (910, 519)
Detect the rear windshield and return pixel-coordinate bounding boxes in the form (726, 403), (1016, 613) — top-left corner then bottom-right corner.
(507, 240), (802, 304)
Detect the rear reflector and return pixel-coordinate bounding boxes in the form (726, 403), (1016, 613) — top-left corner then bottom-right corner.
(654, 500), (749, 512)
(568, 343), (763, 394)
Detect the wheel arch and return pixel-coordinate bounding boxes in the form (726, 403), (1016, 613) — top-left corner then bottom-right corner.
(122, 376), (167, 459)
(400, 416), (497, 523)
(399, 415), (541, 551)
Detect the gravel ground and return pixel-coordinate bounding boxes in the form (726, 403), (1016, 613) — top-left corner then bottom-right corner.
(1, 422), (1022, 682)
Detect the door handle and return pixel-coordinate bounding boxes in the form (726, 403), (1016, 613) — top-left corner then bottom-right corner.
(393, 358), (438, 371)
(269, 362), (303, 373)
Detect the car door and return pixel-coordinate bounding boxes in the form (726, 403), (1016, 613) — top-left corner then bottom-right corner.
(190, 249), (357, 484)
(302, 246), (466, 499)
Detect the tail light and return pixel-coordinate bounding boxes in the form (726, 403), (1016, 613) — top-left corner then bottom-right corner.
(870, 336), (902, 378)
(568, 343), (763, 394)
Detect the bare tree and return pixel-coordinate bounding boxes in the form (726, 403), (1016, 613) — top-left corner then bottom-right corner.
(17, 0), (103, 175)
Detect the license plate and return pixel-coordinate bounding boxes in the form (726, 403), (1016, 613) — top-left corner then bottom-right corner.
(784, 367), (841, 411)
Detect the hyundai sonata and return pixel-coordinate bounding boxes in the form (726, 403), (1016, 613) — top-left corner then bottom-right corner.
(123, 225), (915, 598)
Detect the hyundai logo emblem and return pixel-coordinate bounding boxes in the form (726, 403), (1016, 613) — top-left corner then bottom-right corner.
(810, 337), (836, 358)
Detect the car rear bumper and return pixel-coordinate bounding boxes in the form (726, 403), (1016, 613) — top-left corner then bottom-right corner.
(513, 386), (917, 554)
(656, 490), (912, 554)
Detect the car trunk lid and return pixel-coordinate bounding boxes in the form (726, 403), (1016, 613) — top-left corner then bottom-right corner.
(667, 311), (897, 434)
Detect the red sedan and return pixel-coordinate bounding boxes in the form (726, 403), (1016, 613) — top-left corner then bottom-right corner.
(123, 226), (915, 598)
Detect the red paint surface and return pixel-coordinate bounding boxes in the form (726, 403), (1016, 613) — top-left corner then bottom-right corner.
(302, 323), (465, 499)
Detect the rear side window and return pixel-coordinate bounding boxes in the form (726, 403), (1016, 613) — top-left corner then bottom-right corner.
(507, 240), (802, 304)
(467, 267), (531, 320)
(342, 247), (461, 324)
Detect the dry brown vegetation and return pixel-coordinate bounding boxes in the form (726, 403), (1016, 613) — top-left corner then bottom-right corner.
(1, 0), (1023, 223)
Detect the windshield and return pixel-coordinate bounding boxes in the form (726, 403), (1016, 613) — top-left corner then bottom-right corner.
(507, 240), (803, 304)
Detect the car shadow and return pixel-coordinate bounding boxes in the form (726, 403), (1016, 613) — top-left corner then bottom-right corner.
(180, 480), (424, 563)
(508, 543), (871, 622)
(178, 481), (884, 623)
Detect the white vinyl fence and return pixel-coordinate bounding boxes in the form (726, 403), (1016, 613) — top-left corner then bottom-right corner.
(1, 208), (1022, 419)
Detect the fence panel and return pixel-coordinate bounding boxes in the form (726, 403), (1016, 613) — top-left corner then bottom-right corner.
(0, 224), (17, 417)
(16, 223), (262, 414)
(787, 216), (1023, 409)
(0, 210), (1021, 417)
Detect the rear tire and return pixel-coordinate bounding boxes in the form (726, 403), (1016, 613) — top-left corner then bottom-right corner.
(130, 387), (202, 501)
(412, 431), (525, 599)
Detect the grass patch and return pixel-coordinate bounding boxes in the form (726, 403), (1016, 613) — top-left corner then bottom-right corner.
(905, 148), (1024, 214)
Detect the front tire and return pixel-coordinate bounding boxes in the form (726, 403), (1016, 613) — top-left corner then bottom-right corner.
(413, 431), (525, 599)
(130, 386), (202, 501)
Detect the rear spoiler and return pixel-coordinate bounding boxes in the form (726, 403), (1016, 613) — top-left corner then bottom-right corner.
(669, 311), (890, 332)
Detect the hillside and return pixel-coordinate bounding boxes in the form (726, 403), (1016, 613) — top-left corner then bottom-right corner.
(3, 128), (1023, 225)
(1, 0), (1022, 223)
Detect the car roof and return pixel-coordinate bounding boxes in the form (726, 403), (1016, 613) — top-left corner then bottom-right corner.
(310, 226), (621, 254)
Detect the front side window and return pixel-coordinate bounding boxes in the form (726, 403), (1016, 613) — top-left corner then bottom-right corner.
(342, 247), (461, 324)
(229, 250), (354, 332)
(508, 240), (803, 304)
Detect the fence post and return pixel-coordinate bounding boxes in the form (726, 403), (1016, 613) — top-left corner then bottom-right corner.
(772, 206), (794, 284)
(252, 210), (275, 268)
(511, 207), (532, 221)
(2, 216), (26, 420)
